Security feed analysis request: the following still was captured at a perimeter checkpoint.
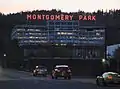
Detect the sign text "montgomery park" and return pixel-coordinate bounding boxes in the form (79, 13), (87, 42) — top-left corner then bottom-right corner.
(27, 14), (96, 21)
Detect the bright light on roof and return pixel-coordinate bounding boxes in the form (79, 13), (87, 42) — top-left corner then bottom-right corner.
(55, 65), (68, 67)
(107, 72), (118, 74)
(103, 72), (118, 75)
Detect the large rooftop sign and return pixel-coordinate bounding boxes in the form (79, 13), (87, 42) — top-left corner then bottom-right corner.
(27, 14), (96, 21)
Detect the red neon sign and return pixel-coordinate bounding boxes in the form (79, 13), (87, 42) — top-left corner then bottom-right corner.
(26, 14), (96, 21)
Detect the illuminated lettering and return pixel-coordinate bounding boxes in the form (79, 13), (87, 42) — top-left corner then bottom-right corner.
(26, 14), (96, 21)
(32, 14), (36, 20)
(88, 15), (91, 20)
(37, 15), (41, 20)
(83, 16), (87, 20)
(27, 14), (31, 20)
(55, 15), (60, 20)
(51, 15), (54, 20)
(69, 15), (73, 20)
(42, 15), (45, 20)
(61, 14), (64, 20)
(46, 15), (49, 20)
(92, 16), (96, 20)
(79, 15), (83, 20)
(64, 15), (69, 20)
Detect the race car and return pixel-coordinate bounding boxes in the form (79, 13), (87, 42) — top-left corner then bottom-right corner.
(96, 72), (120, 86)
(33, 65), (48, 77)
(51, 65), (72, 79)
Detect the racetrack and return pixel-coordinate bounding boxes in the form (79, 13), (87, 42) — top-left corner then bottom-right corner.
(0, 67), (120, 89)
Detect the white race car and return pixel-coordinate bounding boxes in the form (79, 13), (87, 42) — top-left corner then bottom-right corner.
(96, 72), (120, 86)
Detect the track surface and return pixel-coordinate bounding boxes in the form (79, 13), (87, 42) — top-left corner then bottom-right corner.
(0, 67), (120, 89)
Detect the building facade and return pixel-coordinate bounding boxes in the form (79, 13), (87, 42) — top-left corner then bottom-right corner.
(11, 20), (105, 59)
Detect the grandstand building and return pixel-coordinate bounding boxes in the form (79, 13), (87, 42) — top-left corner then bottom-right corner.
(11, 20), (105, 59)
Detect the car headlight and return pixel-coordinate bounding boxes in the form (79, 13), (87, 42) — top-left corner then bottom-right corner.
(118, 75), (120, 77)
(33, 70), (36, 73)
(97, 76), (103, 78)
(55, 69), (60, 72)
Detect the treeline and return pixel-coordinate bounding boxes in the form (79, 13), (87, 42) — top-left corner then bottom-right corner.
(0, 9), (120, 60)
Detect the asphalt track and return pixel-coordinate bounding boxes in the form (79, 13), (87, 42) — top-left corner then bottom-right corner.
(0, 67), (120, 89)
